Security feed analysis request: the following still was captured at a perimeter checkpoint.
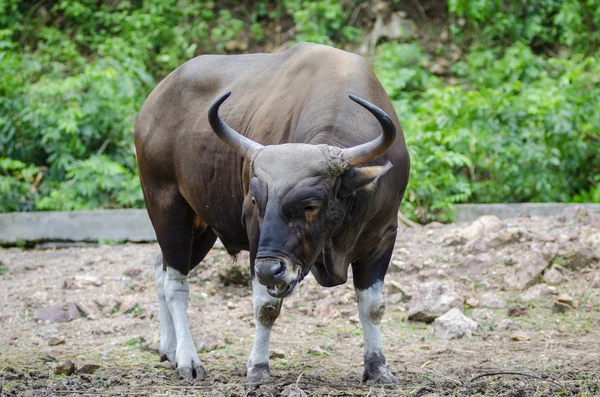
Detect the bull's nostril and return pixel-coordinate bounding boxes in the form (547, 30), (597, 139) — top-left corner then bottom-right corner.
(255, 259), (286, 286)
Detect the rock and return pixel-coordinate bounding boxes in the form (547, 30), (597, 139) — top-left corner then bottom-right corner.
(226, 301), (237, 310)
(47, 337), (65, 346)
(479, 292), (506, 309)
(120, 297), (142, 315)
(77, 363), (101, 374)
(510, 330), (530, 341)
(94, 297), (120, 314)
(385, 280), (411, 301)
(471, 308), (493, 323)
(218, 264), (251, 286)
(497, 319), (521, 331)
(54, 360), (75, 376)
(507, 306), (528, 317)
(124, 268), (143, 278)
(433, 308), (478, 340)
(592, 273), (600, 288)
(281, 383), (308, 397)
(35, 303), (85, 322)
(465, 297), (479, 308)
(562, 248), (597, 270)
(462, 215), (503, 241)
(553, 294), (576, 313)
(520, 284), (553, 302)
(197, 332), (226, 353)
(543, 266), (564, 286)
(63, 275), (102, 289)
(408, 281), (464, 323)
(504, 252), (549, 290)
(270, 350), (285, 360)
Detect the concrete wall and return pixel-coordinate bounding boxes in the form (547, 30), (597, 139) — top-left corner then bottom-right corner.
(454, 203), (600, 222)
(1, 204), (599, 244)
(0, 209), (155, 244)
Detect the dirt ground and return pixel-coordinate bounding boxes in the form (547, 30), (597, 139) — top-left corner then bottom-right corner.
(1, 208), (599, 396)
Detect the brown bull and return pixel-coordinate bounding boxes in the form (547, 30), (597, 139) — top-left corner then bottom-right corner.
(134, 42), (410, 383)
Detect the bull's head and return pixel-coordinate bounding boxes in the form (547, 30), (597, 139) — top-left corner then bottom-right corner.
(208, 92), (396, 298)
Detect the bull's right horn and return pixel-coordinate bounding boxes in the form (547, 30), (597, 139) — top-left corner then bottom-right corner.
(208, 92), (264, 160)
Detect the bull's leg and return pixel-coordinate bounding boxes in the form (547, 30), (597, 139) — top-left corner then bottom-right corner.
(154, 251), (176, 364)
(163, 266), (206, 379)
(352, 246), (398, 384)
(246, 278), (282, 382)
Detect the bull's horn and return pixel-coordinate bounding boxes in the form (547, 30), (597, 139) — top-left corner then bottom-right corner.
(342, 95), (397, 167)
(208, 92), (264, 159)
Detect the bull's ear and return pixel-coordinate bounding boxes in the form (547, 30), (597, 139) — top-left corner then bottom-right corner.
(338, 161), (393, 198)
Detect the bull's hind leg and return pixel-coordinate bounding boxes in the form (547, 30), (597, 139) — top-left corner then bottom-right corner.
(149, 188), (215, 379)
(246, 277), (282, 382)
(154, 251), (176, 364)
(352, 245), (398, 384)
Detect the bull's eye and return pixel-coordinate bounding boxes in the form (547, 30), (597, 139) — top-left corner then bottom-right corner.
(303, 205), (317, 212)
(251, 197), (256, 205)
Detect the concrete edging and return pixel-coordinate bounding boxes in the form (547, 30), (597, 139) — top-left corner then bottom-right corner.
(454, 203), (600, 222)
(1, 204), (599, 244)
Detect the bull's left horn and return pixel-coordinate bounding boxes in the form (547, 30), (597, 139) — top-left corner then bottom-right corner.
(208, 92), (264, 159)
(341, 95), (397, 167)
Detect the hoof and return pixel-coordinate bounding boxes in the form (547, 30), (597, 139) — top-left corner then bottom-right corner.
(364, 352), (398, 384)
(160, 350), (176, 367)
(246, 362), (270, 383)
(177, 363), (207, 380)
(364, 369), (398, 384)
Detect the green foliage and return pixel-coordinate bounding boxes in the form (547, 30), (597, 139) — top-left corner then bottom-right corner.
(376, 41), (600, 222)
(1, 0), (599, 223)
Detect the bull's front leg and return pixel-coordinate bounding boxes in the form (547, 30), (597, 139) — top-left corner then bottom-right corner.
(353, 248), (398, 384)
(247, 278), (282, 382)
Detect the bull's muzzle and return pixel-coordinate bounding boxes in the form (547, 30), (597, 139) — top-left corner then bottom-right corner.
(254, 257), (300, 298)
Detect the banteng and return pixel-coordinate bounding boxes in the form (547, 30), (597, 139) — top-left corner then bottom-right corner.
(134, 42), (410, 383)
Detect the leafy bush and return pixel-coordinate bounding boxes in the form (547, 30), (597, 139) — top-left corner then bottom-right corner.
(0, 0), (598, 223)
(376, 42), (600, 222)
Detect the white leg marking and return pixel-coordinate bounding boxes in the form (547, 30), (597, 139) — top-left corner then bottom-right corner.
(154, 251), (176, 364)
(356, 281), (397, 383)
(356, 281), (385, 358)
(164, 267), (205, 379)
(247, 278), (281, 382)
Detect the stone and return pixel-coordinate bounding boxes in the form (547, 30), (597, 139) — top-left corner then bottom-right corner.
(479, 292), (506, 309)
(462, 215), (503, 241)
(553, 294), (576, 313)
(77, 363), (101, 374)
(54, 360), (75, 376)
(270, 350), (285, 360)
(197, 332), (226, 353)
(471, 308), (493, 323)
(35, 303), (85, 322)
(433, 308), (478, 340)
(562, 248), (597, 270)
(63, 275), (102, 289)
(281, 383), (308, 397)
(504, 252), (549, 290)
(520, 284), (552, 302)
(543, 266), (564, 286)
(507, 306), (528, 317)
(408, 281), (464, 323)
(385, 280), (411, 301)
(47, 337), (65, 346)
(497, 319), (521, 331)
(592, 273), (600, 288)
(510, 330), (530, 341)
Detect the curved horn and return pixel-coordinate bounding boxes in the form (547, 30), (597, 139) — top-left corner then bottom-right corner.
(208, 91), (264, 159)
(341, 95), (397, 167)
